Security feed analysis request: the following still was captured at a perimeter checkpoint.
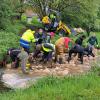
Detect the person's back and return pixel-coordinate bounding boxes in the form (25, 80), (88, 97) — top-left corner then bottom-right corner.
(55, 37), (64, 46)
(67, 45), (84, 64)
(7, 48), (21, 59)
(84, 45), (95, 57)
(20, 28), (36, 53)
(21, 29), (35, 42)
(42, 43), (55, 52)
(64, 37), (71, 48)
(7, 48), (21, 68)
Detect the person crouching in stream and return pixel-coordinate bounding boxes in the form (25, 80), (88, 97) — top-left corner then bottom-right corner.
(55, 37), (73, 64)
(67, 44), (95, 64)
(33, 43), (55, 64)
(7, 48), (21, 68)
(7, 48), (33, 74)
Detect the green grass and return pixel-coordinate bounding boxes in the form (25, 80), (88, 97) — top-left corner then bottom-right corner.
(0, 67), (100, 100)
(95, 32), (100, 45)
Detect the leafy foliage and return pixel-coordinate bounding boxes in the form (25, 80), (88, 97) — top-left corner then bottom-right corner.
(0, 31), (20, 60)
(27, 0), (100, 31)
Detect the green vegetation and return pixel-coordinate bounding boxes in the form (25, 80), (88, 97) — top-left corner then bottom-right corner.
(0, 0), (100, 99)
(0, 31), (20, 60)
(0, 21), (26, 60)
(29, 0), (100, 31)
(0, 66), (100, 100)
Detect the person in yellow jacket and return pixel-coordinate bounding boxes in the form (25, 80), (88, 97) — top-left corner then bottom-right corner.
(20, 28), (36, 53)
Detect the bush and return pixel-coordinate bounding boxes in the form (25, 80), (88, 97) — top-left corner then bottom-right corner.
(31, 16), (43, 28)
(5, 22), (26, 34)
(0, 31), (20, 60)
(21, 14), (27, 24)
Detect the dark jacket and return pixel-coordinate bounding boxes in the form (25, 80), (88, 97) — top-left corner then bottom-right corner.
(35, 32), (46, 44)
(7, 48), (21, 61)
(87, 36), (98, 45)
(75, 37), (83, 46)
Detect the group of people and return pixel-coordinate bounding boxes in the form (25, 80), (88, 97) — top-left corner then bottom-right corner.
(6, 24), (98, 74)
(67, 33), (98, 64)
(7, 26), (55, 73)
(42, 14), (71, 36)
(5, 13), (98, 73)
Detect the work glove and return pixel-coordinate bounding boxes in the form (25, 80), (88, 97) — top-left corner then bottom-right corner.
(35, 38), (39, 42)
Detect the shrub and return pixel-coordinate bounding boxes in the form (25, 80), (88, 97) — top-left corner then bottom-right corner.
(5, 22), (26, 34)
(0, 31), (20, 60)
(21, 14), (27, 24)
(31, 16), (43, 28)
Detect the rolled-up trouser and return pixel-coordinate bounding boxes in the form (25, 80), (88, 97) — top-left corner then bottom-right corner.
(21, 58), (28, 73)
(18, 51), (29, 73)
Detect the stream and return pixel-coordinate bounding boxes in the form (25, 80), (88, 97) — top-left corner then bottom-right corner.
(0, 68), (41, 92)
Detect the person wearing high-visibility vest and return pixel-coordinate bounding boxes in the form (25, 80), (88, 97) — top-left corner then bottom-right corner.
(20, 29), (36, 54)
(33, 43), (55, 63)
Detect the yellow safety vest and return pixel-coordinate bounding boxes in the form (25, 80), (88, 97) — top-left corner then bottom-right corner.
(42, 44), (55, 52)
(21, 29), (35, 42)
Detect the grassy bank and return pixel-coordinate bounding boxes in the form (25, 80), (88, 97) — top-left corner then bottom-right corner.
(0, 67), (100, 100)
